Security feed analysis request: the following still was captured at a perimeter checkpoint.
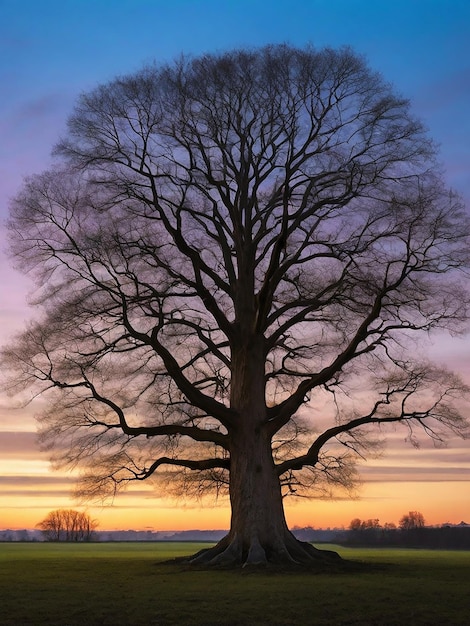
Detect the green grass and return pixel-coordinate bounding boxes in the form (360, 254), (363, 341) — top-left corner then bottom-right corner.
(0, 542), (469, 625)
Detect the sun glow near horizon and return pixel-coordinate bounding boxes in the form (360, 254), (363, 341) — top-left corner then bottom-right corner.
(2, 480), (469, 532)
(1, 433), (469, 531)
(2, 335), (469, 532)
(1, 388), (470, 532)
(1, 314), (469, 533)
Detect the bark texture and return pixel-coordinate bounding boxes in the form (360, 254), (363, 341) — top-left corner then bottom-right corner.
(190, 430), (340, 566)
(190, 339), (341, 567)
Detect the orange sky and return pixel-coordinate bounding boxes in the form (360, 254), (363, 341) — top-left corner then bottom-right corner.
(1, 404), (469, 531)
(1, 463), (469, 532)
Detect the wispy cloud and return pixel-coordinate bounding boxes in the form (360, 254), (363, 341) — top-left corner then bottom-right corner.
(0, 475), (71, 486)
(362, 466), (470, 483)
(0, 431), (39, 456)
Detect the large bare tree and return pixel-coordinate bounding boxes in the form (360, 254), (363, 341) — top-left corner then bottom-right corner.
(3, 45), (469, 566)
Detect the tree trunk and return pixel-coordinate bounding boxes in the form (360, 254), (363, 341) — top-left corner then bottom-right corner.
(190, 337), (340, 567)
(191, 423), (340, 567)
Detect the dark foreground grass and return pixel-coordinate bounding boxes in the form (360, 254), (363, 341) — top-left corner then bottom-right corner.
(0, 542), (469, 625)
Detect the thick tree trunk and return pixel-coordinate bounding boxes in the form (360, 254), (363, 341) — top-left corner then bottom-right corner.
(190, 337), (340, 568)
(191, 425), (340, 567)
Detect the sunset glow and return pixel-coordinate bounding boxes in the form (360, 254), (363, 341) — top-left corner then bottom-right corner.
(1, 0), (469, 533)
(1, 420), (469, 531)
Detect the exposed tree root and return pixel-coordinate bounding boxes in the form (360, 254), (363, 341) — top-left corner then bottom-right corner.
(183, 530), (342, 569)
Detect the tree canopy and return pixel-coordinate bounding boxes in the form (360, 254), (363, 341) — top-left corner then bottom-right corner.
(2, 44), (469, 567)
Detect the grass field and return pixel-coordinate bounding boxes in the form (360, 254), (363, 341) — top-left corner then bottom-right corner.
(0, 542), (469, 625)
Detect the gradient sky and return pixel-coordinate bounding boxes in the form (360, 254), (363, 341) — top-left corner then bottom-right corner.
(1, 0), (469, 531)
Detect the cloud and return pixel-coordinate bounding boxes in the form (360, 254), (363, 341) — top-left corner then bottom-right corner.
(0, 490), (73, 498)
(361, 465), (470, 483)
(0, 475), (69, 486)
(0, 431), (41, 457)
(0, 471), (158, 504)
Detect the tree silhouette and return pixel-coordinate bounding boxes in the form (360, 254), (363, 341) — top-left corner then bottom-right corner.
(37, 509), (97, 541)
(399, 511), (425, 530)
(3, 45), (469, 567)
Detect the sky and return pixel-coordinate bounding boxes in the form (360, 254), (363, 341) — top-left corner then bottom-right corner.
(0, 0), (469, 532)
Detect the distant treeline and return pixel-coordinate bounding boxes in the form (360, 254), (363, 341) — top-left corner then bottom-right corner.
(0, 527), (337, 543)
(337, 525), (470, 550)
(2, 525), (470, 549)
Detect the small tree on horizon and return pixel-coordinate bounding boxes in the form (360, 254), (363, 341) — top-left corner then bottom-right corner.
(399, 511), (426, 530)
(36, 509), (98, 541)
(2, 44), (469, 567)
(349, 518), (381, 531)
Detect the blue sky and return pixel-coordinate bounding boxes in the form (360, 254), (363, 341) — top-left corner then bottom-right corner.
(1, 0), (469, 206)
(0, 0), (469, 529)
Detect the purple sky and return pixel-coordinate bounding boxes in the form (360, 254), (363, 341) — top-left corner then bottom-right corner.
(0, 0), (469, 529)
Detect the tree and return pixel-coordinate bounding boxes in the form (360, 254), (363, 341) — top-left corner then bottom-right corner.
(349, 518), (364, 532)
(348, 518), (380, 531)
(399, 511), (425, 530)
(2, 44), (469, 567)
(36, 509), (98, 541)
